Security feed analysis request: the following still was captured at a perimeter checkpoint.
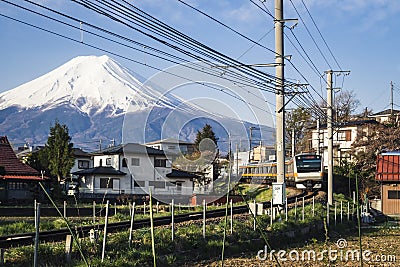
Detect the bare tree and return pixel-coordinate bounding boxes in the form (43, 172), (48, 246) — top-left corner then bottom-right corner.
(334, 89), (361, 121)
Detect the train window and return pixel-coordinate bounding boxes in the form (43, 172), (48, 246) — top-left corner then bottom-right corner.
(295, 155), (321, 173)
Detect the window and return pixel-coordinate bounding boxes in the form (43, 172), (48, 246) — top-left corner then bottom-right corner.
(167, 145), (176, 150)
(149, 181), (165, 188)
(100, 178), (113, 189)
(388, 190), (400, 199)
(8, 182), (28, 190)
(106, 158), (112, 166)
(337, 130), (351, 141)
(154, 158), (167, 167)
(99, 159), (103, 166)
(122, 158), (128, 167)
(78, 160), (90, 169)
(131, 158), (140, 166)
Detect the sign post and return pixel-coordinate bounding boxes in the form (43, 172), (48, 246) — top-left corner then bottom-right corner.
(272, 182), (286, 206)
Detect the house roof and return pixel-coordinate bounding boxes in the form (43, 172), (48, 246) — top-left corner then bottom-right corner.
(72, 166), (126, 175)
(91, 143), (165, 156)
(0, 136), (47, 181)
(371, 109), (400, 117)
(73, 148), (91, 158)
(166, 169), (200, 179)
(146, 138), (194, 146)
(310, 119), (378, 130)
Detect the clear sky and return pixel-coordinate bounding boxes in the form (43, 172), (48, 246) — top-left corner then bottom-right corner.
(1, 0), (400, 119)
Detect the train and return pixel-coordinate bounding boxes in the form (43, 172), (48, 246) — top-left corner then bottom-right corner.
(239, 153), (323, 190)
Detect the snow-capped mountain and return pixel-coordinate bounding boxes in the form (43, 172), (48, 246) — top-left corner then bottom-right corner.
(0, 55), (180, 116)
(0, 55), (273, 150)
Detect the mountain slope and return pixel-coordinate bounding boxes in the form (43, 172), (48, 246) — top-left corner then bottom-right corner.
(0, 55), (274, 150)
(0, 55), (181, 116)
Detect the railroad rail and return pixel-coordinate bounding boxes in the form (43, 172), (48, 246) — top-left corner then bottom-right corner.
(0, 191), (317, 248)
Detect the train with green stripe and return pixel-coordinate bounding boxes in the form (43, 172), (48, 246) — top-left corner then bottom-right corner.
(239, 153), (323, 190)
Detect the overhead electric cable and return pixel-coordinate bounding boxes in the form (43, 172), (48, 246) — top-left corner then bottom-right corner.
(0, 11), (275, 117)
(300, 0), (342, 71)
(288, 0), (332, 70)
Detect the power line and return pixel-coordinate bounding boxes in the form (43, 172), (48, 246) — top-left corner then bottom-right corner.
(300, 0), (342, 71)
(73, 0), (295, 91)
(288, 0), (332, 70)
(0, 1), (277, 118)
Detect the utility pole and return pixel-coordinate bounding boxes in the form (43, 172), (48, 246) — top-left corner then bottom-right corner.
(249, 126), (254, 163)
(316, 118), (320, 155)
(291, 128), (295, 157)
(326, 70), (350, 206)
(390, 81), (394, 116)
(326, 70), (334, 206)
(275, 0), (285, 186)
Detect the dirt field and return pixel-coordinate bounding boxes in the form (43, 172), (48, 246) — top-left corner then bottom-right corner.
(190, 225), (400, 267)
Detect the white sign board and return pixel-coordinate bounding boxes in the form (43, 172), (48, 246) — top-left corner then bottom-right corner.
(272, 182), (286, 205)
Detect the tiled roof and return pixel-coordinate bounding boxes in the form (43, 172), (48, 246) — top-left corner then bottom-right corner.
(72, 166), (126, 175)
(309, 119), (378, 130)
(91, 143), (165, 156)
(371, 109), (400, 116)
(145, 138), (194, 145)
(0, 136), (46, 180)
(167, 169), (200, 179)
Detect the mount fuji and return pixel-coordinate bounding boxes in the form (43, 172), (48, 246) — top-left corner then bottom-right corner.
(0, 55), (273, 150)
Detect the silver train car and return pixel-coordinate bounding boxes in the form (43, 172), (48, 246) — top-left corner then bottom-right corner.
(239, 153), (323, 190)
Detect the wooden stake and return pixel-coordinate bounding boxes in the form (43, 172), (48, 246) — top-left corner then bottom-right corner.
(171, 199), (175, 241)
(101, 200), (109, 263)
(129, 202), (136, 247)
(65, 235), (73, 263)
(203, 199), (206, 238)
(34, 201), (40, 267)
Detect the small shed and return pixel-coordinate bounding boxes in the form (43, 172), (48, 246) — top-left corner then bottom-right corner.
(376, 152), (400, 215)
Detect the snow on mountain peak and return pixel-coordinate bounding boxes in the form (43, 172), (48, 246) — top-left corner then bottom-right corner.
(0, 55), (177, 116)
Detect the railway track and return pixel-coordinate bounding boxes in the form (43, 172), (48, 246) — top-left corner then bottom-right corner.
(0, 191), (317, 248)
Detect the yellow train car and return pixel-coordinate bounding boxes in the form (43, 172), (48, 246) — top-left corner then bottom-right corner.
(239, 153), (323, 190)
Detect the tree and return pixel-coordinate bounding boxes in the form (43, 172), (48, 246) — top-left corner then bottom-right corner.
(334, 89), (361, 121)
(285, 107), (312, 155)
(42, 121), (75, 182)
(351, 121), (400, 197)
(194, 124), (218, 152)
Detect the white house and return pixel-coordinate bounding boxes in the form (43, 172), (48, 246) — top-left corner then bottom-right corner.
(73, 143), (197, 203)
(145, 138), (196, 156)
(309, 119), (378, 168)
(369, 109), (400, 124)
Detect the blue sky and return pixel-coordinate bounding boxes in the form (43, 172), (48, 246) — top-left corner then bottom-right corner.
(1, 0), (400, 119)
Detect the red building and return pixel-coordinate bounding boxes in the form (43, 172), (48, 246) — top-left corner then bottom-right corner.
(0, 136), (47, 203)
(376, 152), (400, 215)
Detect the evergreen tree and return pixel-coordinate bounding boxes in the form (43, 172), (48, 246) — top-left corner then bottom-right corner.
(42, 121), (74, 182)
(194, 124), (218, 151)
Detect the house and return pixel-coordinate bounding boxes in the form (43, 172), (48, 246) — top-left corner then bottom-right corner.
(73, 143), (197, 203)
(309, 119), (378, 168)
(369, 109), (400, 124)
(145, 138), (196, 156)
(0, 136), (48, 203)
(65, 148), (94, 195)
